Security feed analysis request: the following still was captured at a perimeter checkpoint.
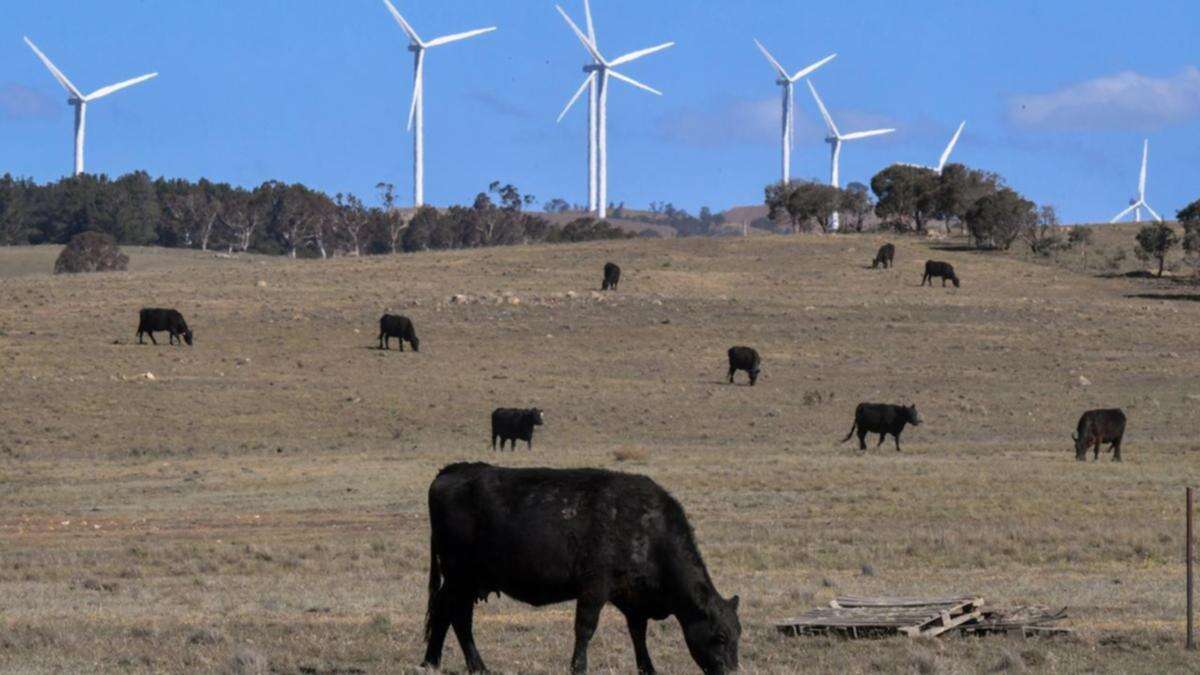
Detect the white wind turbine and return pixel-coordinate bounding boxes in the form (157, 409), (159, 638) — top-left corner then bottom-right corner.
(752, 39), (835, 185)
(806, 80), (895, 231)
(1111, 139), (1162, 223)
(23, 37), (157, 177)
(381, 0), (496, 208)
(555, 2), (673, 220)
(900, 120), (965, 175)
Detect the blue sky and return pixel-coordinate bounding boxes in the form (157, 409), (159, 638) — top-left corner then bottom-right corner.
(2, 0), (1198, 223)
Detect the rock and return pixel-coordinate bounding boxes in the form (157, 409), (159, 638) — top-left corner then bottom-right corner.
(143, 372), (156, 381)
(1078, 376), (1091, 387)
(507, 296), (521, 306)
(451, 294), (469, 304)
(566, 291), (578, 299)
(256, 280), (267, 288)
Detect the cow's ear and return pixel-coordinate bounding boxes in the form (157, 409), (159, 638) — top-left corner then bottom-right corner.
(729, 595), (740, 611)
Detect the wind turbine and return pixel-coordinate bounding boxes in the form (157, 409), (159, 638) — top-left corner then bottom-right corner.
(555, 2), (673, 220)
(806, 80), (895, 231)
(1111, 139), (1162, 223)
(752, 39), (835, 185)
(900, 120), (965, 175)
(23, 37), (157, 177)
(380, 0), (496, 208)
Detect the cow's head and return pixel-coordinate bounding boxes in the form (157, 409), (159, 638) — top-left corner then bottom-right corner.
(1072, 431), (1088, 461)
(748, 364), (760, 386)
(682, 591), (740, 675)
(409, 335), (420, 352)
(183, 329), (194, 346)
(950, 274), (961, 288)
(906, 405), (923, 425)
(530, 408), (545, 426)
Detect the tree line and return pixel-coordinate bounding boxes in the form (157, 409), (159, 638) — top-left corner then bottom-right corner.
(0, 173), (630, 256)
(764, 162), (1063, 251)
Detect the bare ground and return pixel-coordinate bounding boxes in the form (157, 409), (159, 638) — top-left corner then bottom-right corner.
(2, 232), (1199, 673)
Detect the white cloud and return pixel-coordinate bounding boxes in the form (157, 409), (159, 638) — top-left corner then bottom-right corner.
(0, 84), (57, 120)
(1009, 67), (1200, 131)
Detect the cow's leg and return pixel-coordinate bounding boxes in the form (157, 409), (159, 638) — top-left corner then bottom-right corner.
(450, 595), (487, 673)
(169, 331), (177, 346)
(857, 429), (868, 450)
(422, 585), (454, 669)
(728, 366), (735, 384)
(147, 332), (158, 345)
(137, 331), (144, 344)
(379, 333), (386, 350)
(527, 437), (532, 451)
(491, 433), (498, 451)
(921, 274), (928, 286)
(1093, 437), (1101, 461)
(571, 596), (605, 674)
(876, 433), (887, 448)
(623, 611), (656, 675)
(894, 433), (902, 452)
(1112, 437), (1122, 462)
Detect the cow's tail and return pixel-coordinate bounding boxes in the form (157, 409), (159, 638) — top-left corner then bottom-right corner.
(841, 420), (858, 443)
(423, 533), (443, 642)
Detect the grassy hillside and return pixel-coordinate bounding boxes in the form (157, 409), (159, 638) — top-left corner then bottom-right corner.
(2, 233), (1199, 673)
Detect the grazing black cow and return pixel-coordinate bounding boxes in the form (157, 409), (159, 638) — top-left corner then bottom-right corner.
(422, 463), (741, 675)
(921, 260), (960, 287)
(1073, 408), (1126, 462)
(602, 262), (621, 291)
(841, 403), (923, 451)
(136, 308), (193, 346)
(378, 314), (420, 351)
(726, 346), (761, 386)
(491, 408), (545, 450)
(871, 243), (895, 269)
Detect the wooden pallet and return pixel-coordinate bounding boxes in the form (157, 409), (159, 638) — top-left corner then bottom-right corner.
(961, 606), (1072, 638)
(777, 595), (984, 638)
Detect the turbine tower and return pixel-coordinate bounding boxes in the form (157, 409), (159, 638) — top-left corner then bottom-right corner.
(900, 121), (965, 175)
(24, 37), (157, 177)
(752, 39), (835, 185)
(806, 80), (895, 231)
(555, 0), (600, 213)
(1111, 139), (1162, 223)
(381, 0), (496, 208)
(555, 2), (673, 220)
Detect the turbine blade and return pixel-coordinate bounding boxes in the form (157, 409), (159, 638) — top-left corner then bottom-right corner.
(381, 0), (423, 46)
(86, 73), (157, 101)
(555, 5), (605, 64)
(806, 80), (838, 137)
(789, 53), (836, 82)
(608, 41), (674, 67)
(584, 0), (597, 50)
(1144, 202), (1162, 222)
(1139, 139), (1148, 198)
(557, 73), (594, 123)
(841, 128), (895, 140)
(424, 27), (497, 47)
(608, 69), (661, 96)
(1110, 203), (1137, 223)
(407, 51), (423, 131)
(753, 38), (788, 79)
(23, 37), (82, 98)
(937, 120), (965, 171)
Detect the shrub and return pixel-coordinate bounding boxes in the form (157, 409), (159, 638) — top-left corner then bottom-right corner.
(54, 231), (128, 274)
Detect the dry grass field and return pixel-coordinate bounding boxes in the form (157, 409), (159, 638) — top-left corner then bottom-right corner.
(3, 230), (1200, 673)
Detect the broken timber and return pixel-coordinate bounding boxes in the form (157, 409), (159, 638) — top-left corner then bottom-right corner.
(776, 596), (1071, 639)
(777, 595), (984, 638)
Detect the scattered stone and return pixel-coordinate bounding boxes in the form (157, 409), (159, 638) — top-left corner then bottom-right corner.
(507, 296), (521, 305)
(143, 372), (156, 381)
(451, 294), (469, 304)
(566, 291), (578, 299)
(256, 280), (268, 288)
(1077, 376), (1091, 387)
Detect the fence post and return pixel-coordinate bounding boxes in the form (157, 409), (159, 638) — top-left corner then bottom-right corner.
(1189, 486), (1195, 650)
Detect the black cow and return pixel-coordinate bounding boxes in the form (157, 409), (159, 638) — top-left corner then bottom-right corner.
(136, 308), (193, 346)
(378, 314), (420, 351)
(602, 262), (621, 291)
(871, 243), (895, 269)
(727, 346), (761, 386)
(1073, 408), (1126, 462)
(491, 408), (544, 450)
(921, 260), (960, 287)
(841, 403), (923, 451)
(422, 463), (741, 675)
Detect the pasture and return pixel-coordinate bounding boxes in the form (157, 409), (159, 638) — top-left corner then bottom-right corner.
(2, 231), (1199, 673)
